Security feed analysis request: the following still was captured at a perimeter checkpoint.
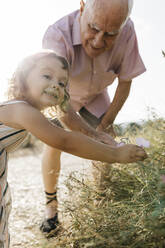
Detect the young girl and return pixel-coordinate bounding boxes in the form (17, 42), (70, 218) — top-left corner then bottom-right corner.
(0, 50), (147, 247)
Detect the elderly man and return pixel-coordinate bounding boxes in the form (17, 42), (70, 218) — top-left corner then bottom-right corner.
(40, 0), (146, 234)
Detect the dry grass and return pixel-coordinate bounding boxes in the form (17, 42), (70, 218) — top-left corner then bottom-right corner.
(41, 117), (165, 248)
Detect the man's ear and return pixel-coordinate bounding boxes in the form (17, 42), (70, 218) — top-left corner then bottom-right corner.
(80, 0), (85, 15)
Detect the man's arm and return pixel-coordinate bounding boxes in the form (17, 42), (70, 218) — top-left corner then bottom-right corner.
(57, 103), (117, 146)
(97, 79), (132, 134)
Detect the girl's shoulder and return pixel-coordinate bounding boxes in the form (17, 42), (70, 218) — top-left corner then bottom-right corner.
(0, 100), (32, 130)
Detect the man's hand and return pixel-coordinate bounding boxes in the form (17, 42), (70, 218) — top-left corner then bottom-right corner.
(95, 130), (117, 146)
(97, 123), (116, 138)
(58, 103), (117, 146)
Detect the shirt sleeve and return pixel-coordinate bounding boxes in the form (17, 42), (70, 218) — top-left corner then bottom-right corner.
(118, 23), (146, 81)
(42, 25), (71, 65)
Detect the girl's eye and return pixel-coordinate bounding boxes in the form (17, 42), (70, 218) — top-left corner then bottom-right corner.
(58, 82), (65, 87)
(43, 75), (51, 80)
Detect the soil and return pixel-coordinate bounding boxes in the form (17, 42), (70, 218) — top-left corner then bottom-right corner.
(8, 145), (91, 248)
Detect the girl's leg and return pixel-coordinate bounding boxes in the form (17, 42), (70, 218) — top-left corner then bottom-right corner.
(40, 145), (61, 233)
(42, 145), (61, 199)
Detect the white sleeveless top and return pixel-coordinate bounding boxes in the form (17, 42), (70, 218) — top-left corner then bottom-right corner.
(0, 100), (28, 152)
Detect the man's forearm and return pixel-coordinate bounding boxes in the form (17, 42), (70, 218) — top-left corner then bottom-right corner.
(100, 80), (132, 129)
(59, 104), (99, 138)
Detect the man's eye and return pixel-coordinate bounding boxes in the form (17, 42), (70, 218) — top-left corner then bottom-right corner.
(105, 32), (118, 37)
(58, 82), (65, 87)
(43, 75), (51, 80)
(89, 24), (98, 32)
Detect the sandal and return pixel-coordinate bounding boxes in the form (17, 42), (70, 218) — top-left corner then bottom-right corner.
(40, 212), (59, 234)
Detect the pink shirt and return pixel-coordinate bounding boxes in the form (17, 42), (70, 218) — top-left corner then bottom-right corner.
(43, 10), (146, 118)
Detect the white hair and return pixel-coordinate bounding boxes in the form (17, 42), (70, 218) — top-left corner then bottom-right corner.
(127, 0), (134, 18)
(85, 0), (134, 26)
(122, 0), (134, 27)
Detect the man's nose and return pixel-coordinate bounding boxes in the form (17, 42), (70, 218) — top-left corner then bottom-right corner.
(92, 31), (105, 48)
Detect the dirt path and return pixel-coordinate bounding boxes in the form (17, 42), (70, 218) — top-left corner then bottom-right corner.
(8, 148), (91, 247)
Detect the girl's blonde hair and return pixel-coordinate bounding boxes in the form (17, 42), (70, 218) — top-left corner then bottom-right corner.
(8, 50), (69, 101)
(8, 50), (70, 118)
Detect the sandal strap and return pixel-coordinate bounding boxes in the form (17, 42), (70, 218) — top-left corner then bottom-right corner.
(45, 191), (57, 205)
(45, 191), (57, 196)
(46, 197), (57, 205)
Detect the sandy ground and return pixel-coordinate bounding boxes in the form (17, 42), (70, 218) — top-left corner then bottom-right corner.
(8, 146), (91, 248)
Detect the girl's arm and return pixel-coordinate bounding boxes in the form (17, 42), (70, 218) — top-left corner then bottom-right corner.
(0, 103), (147, 163)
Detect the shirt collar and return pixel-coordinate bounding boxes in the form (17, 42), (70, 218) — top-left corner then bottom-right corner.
(72, 11), (82, 46)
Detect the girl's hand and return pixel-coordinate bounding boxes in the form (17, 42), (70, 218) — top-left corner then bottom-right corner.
(116, 144), (148, 163)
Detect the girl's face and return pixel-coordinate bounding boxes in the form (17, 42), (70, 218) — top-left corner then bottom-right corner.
(26, 56), (69, 110)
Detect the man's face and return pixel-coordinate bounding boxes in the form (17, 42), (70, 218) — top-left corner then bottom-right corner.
(80, 0), (128, 58)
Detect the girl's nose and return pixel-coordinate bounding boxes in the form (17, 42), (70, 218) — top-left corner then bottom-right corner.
(52, 83), (59, 89)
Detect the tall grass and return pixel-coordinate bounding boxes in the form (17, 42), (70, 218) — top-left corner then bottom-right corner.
(42, 117), (165, 248)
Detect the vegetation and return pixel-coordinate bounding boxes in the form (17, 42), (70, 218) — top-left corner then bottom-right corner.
(41, 116), (165, 248)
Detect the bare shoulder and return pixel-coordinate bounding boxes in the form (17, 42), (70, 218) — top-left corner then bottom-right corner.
(0, 101), (38, 128)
